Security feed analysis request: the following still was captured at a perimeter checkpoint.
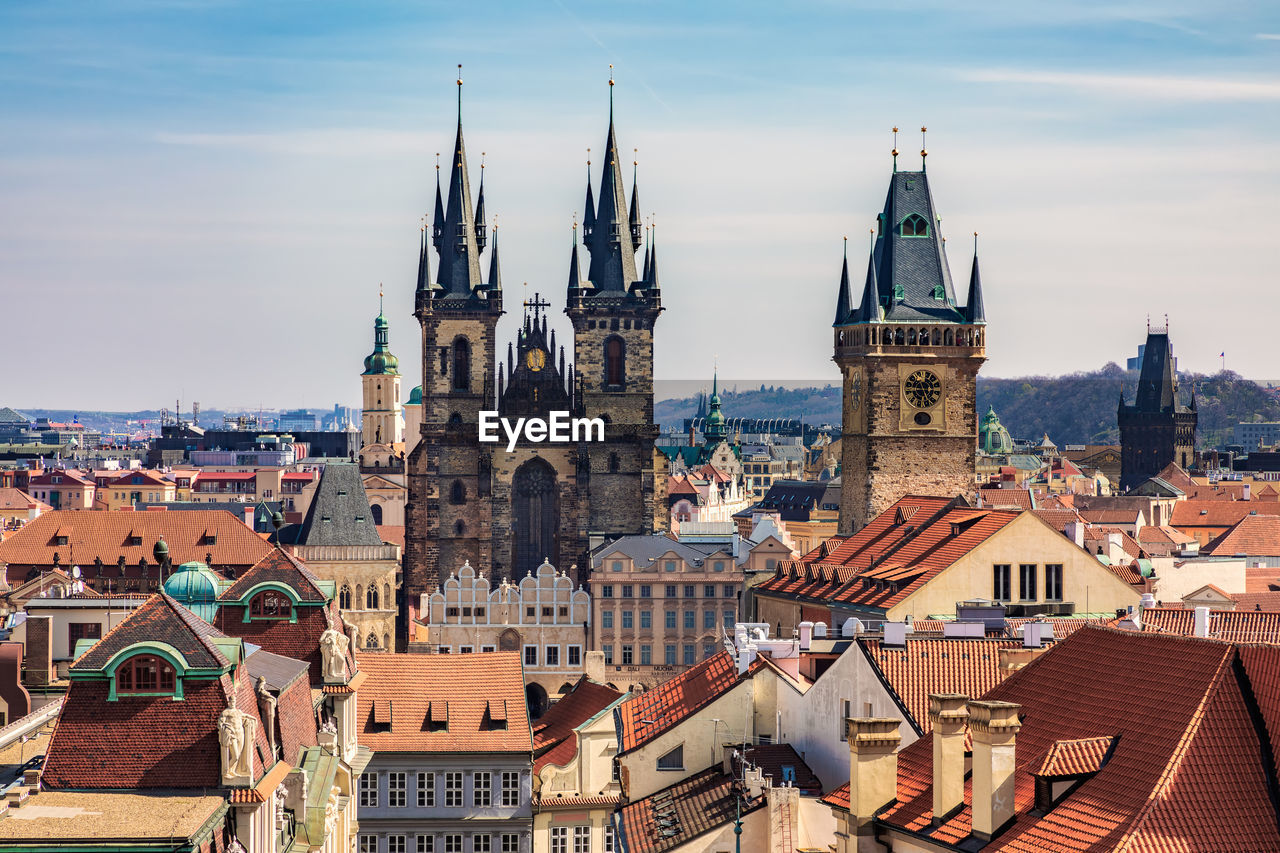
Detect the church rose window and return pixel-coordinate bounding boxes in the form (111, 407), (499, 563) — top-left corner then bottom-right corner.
(117, 654), (176, 694)
(250, 590), (291, 619)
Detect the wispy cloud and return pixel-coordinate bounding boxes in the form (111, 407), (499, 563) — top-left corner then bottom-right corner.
(959, 68), (1280, 101)
(1257, 33), (1280, 40)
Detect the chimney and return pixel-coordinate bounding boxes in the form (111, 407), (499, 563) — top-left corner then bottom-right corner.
(738, 643), (758, 675)
(798, 621), (814, 651)
(969, 700), (1022, 841)
(998, 647), (1044, 673)
(1023, 621), (1044, 648)
(846, 718), (902, 846)
(23, 616), (52, 688)
(883, 622), (907, 648)
(1194, 605), (1211, 638)
(813, 621), (828, 639)
(1065, 521), (1085, 548)
(1244, 483), (1252, 501)
(928, 694), (968, 822)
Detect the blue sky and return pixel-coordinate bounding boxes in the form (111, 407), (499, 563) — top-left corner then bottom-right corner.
(2, 0), (1278, 409)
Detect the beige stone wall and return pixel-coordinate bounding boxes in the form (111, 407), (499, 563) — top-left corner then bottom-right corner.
(289, 544), (400, 651)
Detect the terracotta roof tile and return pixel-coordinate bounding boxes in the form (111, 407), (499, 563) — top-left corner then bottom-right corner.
(742, 743), (822, 795)
(617, 767), (764, 853)
(354, 652), (531, 754)
(1171, 500), (1280, 529)
(616, 650), (761, 754)
(1031, 736), (1115, 778)
(532, 677), (623, 774)
(222, 548), (328, 602)
(1205, 513), (1280, 557)
(75, 593), (229, 672)
(1139, 607), (1280, 643)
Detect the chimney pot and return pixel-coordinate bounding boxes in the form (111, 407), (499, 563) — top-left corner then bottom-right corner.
(928, 694), (968, 822)
(1193, 605), (1211, 638)
(846, 717), (902, 842)
(969, 700), (1022, 840)
(798, 621), (814, 651)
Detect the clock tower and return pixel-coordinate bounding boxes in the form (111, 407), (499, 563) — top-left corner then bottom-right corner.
(833, 157), (987, 533)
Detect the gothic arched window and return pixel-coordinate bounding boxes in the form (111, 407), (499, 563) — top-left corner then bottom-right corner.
(512, 458), (559, 581)
(366, 585), (380, 610)
(339, 584), (352, 609)
(604, 336), (626, 389)
(454, 519), (466, 536)
(900, 213), (929, 237)
(366, 633), (379, 649)
(452, 338), (471, 392)
(450, 480), (466, 505)
(448, 413), (464, 430)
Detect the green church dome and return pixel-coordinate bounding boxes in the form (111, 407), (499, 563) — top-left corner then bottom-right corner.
(362, 311), (400, 376)
(978, 405), (1013, 456)
(163, 561), (222, 623)
(407, 385), (423, 406)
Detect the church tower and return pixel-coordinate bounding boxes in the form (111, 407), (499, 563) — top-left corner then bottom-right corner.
(359, 296), (405, 451)
(404, 72), (504, 600)
(564, 78), (666, 539)
(833, 148), (987, 533)
(1118, 327), (1196, 490)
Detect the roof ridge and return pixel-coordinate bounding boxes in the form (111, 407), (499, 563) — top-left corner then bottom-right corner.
(158, 590), (232, 666)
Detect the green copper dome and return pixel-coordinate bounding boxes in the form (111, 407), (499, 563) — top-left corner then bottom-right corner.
(407, 385), (423, 406)
(703, 372), (729, 443)
(362, 311), (400, 376)
(162, 561), (222, 623)
(978, 405), (1013, 456)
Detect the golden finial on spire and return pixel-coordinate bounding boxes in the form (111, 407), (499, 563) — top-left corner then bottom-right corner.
(609, 64), (614, 86)
(435, 152), (440, 172)
(481, 151), (486, 170)
(457, 64), (463, 86)
(586, 147), (591, 167)
(920, 126), (928, 162)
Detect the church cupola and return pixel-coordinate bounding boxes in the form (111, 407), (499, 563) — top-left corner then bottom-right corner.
(703, 371), (729, 444)
(363, 295), (400, 376)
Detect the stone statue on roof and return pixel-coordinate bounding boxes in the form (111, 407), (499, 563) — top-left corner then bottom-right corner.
(320, 627), (350, 681)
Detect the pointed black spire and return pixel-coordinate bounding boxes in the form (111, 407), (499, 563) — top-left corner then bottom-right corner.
(474, 158), (487, 254)
(873, 167), (956, 321)
(857, 237), (880, 322)
(641, 225), (651, 282)
(583, 154), (596, 241)
(435, 70), (485, 296)
(432, 159), (444, 252)
(834, 238), (852, 325)
(567, 226), (585, 291)
(646, 227), (660, 291)
(416, 225), (434, 294)
(486, 223), (502, 291)
(629, 156), (643, 245)
(965, 240), (985, 324)
(585, 74), (640, 292)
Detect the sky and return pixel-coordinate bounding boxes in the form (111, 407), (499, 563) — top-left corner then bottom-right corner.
(2, 0), (1278, 410)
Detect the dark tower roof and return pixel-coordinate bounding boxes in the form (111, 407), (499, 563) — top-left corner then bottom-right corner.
(856, 242), (880, 323)
(415, 227), (433, 295)
(646, 229), (661, 291)
(833, 239), (852, 325)
(583, 104), (641, 292)
(628, 163), (643, 245)
(474, 167), (488, 254)
(567, 228), (584, 290)
(292, 462), (384, 547)
(432, 167), (445, 253)
(868, 170), (963, 323)
(965, 251), (986, 324)
(435, 88), (485, 298)
(487, 226), (502, 291)
(1132, 331), (1189, 413)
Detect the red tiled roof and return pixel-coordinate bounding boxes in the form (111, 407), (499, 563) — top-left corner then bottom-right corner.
(221, 548), (329, 603)
(859, 638), (1018, 733)
(76, 593), (231, 672)
(532, 677), (623, 774)
(1031, 735), (1115, 778)
(616, 650), (761, 754)
(354, 652), (531, 754)
(743, 743), (822, 795)
(1205, 513), (1280, 557)
(667, 475), (699, 497)
(1030, 508), (1082, 533)
(1154, 462), (1198, 492)
(617, 766), (764, 853)
(1139, 607), (1280, 643)
(1230, 591), (1280, 611)
(1079, 509), (1141, 525)
(871, 626), (1280, 851)
(375, 524), (404, 548)
(978, 488), (1034, 511)
(0, 488), (45, 512)
(1170, 500), (1280, 529)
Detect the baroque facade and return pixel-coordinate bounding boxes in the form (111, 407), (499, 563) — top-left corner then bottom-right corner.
(404, 80), (667, 625)
(833, 158), (986, 533)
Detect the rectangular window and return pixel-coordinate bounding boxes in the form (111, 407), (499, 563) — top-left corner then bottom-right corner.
(723, 610), (736, 628)
(482, 645), (496, 653)
(389, 771), (406, 807)
(567, 645), (581, 666)
(993, 564), (1011, 602)
(640, 611), (652, 629)
(664, 560), (676, 573)
(665, 644), (677, 665)
(573, 826), (590, 853)
(621, 585), (633, 598)
(602, 611), (614, 629)
(551, 828), (567, 853)
(703, 643), (715, 659)
(684, 610), (695, 629)
(621, 611), (634, 629)
(360, 837), (377, 853)
(683, 644), (695, 665)
(474, 836), (492, 853)
(1019, 564), (1037, 601)
(703, 610), (716, 630)
(601, 585), (613, 598)
(603, 644), (613, 665)
(501, 835), (520, 853)
(840, 699), (851, 741)
(445, 836), (463, 853)
(640, 584), (652, 598)
(446, 771), (463, 807)
(1046, 564), (1064, 601)
(417, 772), (435, 807)
(640, 644), (652, 665)
(390, 837), (407, 853)
(524, 646), (538, 667)
(418, 836), (434, 853)
(724, 585), (736, 598)
(665, 584), (677, 598)
(360, 771), (378, 807)
(501, 771), (520, 806)
(713, 560), (726, 573)
(665, 610), (676, 629)
(622, 644), (634, 665)
(704, 585), (716, 598)
(460, 645), (474, 654)
(684, 585), (695, 598)
(612, 560), (624, 572)
(545, 646), (560, 667)
(604, 827), (614, 853)
(69, 621), (102, 649)
(474, 771), (492, 807)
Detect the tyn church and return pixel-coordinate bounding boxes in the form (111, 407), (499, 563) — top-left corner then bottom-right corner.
(403, 81), (667, 621)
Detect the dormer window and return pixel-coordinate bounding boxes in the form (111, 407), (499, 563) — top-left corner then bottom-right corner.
(117, 654), (176, 696)
(126, 534), (142, 546)
(900, 213), (929, 237)
(250, 590), (292, 619)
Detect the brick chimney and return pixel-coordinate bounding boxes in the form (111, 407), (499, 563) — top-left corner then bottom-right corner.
(845, 717), (901, 850)
(23, 616), (52, 688)
(928, 694), (968, 822)
(969, 700), (1022, 840)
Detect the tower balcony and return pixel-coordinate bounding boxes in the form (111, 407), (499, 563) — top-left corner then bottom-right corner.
(833, 323), (986, 361)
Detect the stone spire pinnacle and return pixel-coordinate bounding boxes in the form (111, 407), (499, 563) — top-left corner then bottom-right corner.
(415, 222), (433, 294)
(487, 221), (502, 291)
(474, 153), (488, 254)
(435, 68), (485, 296)
(432, 154), (444, 252)
(965, 233), (985, 324)
(585, 73), (640, 292)
(858, 230), (880, 322)
(628, 153), (643, 245)
(567, 223), (584, 291)
(834, 236), (852, 325)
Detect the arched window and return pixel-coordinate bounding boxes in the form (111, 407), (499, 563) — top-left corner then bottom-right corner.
(900, 213), (929, 237)
(250, 590), (291, 619)
(945, 329), (954, 346)
(907, 328), (917, 346)
(366, 585), (380, 610)
(383, 584), (391, 605)
(339, 584), (352, 609)
(448, 413), (464, 430)
(455, 519), (466, 536)
(894, 327), (905, 345)
(370, 503), (383, 525)
(604, 336), (626, 388)
(383, 633), (391, 650)
(450, 480), (466, 505)
(117, 654), (176, 695)
(609, 453), (620, 473)
(366, 633), (379, 649)
(452, 338), (471, 392)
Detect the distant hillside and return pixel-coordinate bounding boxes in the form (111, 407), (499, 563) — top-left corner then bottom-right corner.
(657, 368), (1280, 448)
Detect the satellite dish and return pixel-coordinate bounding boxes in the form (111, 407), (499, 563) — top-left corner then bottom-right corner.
(72, 566), (81, 579)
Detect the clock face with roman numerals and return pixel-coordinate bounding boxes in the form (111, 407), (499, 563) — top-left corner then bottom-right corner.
(904, 369), (942, 409)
